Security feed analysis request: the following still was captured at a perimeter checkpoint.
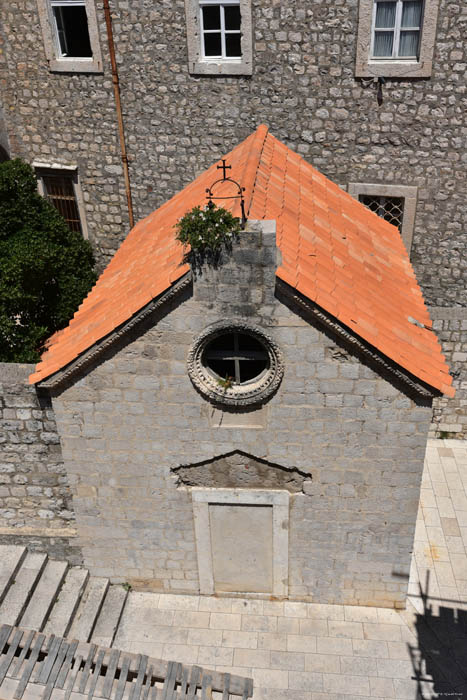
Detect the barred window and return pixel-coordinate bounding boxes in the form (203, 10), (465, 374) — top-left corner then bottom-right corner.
(35, 166), (88, 238)
(359, 194), (405, 231)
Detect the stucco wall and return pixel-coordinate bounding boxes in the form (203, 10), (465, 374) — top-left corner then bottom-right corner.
(50, 222), (433, 607)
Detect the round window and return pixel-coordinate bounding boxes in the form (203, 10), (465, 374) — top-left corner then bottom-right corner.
(187, 322), (284, 406)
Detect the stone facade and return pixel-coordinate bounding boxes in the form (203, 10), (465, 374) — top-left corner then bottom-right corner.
(49, 222), (433, 607)
(429, 307), (467, 439)
(0, 363), (80, 560)
(0, 0), (464, 432)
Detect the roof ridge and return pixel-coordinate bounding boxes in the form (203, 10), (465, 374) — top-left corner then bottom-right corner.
(238, 124), (269, 218)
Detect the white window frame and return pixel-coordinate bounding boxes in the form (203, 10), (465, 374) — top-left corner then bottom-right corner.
(370, 0), (423, 60)
(34, 162), (89, 240)
(348, 182), (418, 256)
(355, 0), (440, 78)
(185, 0), (253, 75)
(199, 0), (242, 62)
(192, 488), (289, 597)
(37, 0), (103, 73)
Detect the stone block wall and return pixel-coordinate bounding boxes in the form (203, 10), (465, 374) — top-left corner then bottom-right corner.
(430, 308), (467, 439)
(50, 222), (433, 607)
(0, 363), (80, 561)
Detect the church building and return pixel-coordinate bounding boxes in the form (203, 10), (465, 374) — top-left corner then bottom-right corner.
(30, 126), (454, 608)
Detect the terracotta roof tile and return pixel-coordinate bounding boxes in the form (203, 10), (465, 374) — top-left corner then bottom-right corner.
(30, 126), (454, 397)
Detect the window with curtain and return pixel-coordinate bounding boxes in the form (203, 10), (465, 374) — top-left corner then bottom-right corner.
(371, 0), (423, 59)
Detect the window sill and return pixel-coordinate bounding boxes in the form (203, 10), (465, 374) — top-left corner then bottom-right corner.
(48, 58), (103, 74)
(189, 59), (252, 76)
(355, 59), (432, 79)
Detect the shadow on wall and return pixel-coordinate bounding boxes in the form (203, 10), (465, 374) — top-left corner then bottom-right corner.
(409, 571), (467, 699)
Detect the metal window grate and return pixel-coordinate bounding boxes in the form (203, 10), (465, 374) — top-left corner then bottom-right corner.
(42, 174), (82, 234)
(203, 331), (269, 385)
(359, 194), (405, 231)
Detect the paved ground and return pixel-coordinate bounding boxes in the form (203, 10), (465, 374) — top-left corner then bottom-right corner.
(111, 439), (467, 699)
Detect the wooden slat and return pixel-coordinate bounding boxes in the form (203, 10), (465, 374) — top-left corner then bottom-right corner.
(101, 648), (120, 699)
(241, 679), (253, 699)
(0, 625), (12, 655)
(14, 633), (46, 700)
(179, 666), (189, 699)
(129, 654), (148, 700)
(35, 635), (61, 683)
(41, 639), (70, 700)
(162, 661), (176, 700)
(187, 666), (200, 699)
(141, 664), (154, 700)
(221, 673), (230, 700)
(87, 648), (105, 700)
(114, 654), (131, 700)
(64, 654), (82, 700)
(56, 639), (79, 688)
(201, 674), (212, 700)
(0, 628), (24, 684)
(11, 630), (35, 679)
(78, 643), (96, 694)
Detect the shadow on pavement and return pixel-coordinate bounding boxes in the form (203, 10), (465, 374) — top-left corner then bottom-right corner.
(408, 571), (467, 699)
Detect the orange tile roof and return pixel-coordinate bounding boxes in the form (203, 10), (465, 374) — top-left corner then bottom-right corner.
(30, 125), (454, 397)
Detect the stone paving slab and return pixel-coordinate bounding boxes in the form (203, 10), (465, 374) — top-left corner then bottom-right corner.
(111, 439), (467, 699)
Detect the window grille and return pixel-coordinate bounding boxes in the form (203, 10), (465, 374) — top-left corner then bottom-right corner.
(359, 194), (405, 231)
(203, 331), (269, 385)
(42, 173), (82, 234)
(371, 0), (423, 59)
(200, 1), (242, 60)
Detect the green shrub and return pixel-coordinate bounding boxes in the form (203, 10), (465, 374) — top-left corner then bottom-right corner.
(175, 204), (241, 269)
(0, 159), (97, 362)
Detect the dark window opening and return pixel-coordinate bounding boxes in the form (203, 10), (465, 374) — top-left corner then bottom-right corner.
(53, 5), (92, 58)
(359, 194), (405, 231)
(224, 5), (241, 30)
(203, 332), (269, 385)
(202, 5), (221, 29)
(204, 33), (222, 56)
(41, 173), (82, 234)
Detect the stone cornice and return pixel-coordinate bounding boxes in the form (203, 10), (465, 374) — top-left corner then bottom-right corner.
(37, 273), (192, 391)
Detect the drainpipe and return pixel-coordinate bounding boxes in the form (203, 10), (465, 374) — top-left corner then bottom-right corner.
(102, 0), (135, 229)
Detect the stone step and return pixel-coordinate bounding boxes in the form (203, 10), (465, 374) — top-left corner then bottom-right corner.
(67, 577), (109, 642)
(19, 558), (69, 631)
(0, 552), (47, 626)
(0, 546), (27, 605)
(43, 567), (89, 638)
(91, 585), (128, 647)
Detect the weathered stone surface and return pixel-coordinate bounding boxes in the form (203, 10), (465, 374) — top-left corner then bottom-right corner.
(51, 222), (433, 607)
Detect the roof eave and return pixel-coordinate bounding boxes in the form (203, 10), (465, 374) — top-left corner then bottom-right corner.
(276, 278), (451, 400)
(31, 272), (193, 391)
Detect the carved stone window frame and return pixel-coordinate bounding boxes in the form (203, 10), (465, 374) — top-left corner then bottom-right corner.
(192, 487), (289, 597)
(355, 0), (441, 78)
(187, 321), (284, 407)
(184, 0), (253, 75)
(37, 0), (103, 73)
(348, 182), (418, 255)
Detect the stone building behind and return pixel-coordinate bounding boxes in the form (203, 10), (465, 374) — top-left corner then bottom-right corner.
(1, 0), (465, 437)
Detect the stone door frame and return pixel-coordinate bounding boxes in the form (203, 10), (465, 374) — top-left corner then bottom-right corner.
(192, 487), (289, 597)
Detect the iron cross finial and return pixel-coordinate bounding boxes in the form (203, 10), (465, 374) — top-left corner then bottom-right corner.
(217, 159), (231, 179)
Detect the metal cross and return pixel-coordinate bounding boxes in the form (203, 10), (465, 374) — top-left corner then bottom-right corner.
(217, 159), (231, 180)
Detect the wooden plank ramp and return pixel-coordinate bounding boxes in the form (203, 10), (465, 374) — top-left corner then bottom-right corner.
(0, 624), (253, 700)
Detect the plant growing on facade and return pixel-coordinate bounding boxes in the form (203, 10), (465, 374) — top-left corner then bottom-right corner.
(175, 204), (241, 265)
(0, 159), (97, 362)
